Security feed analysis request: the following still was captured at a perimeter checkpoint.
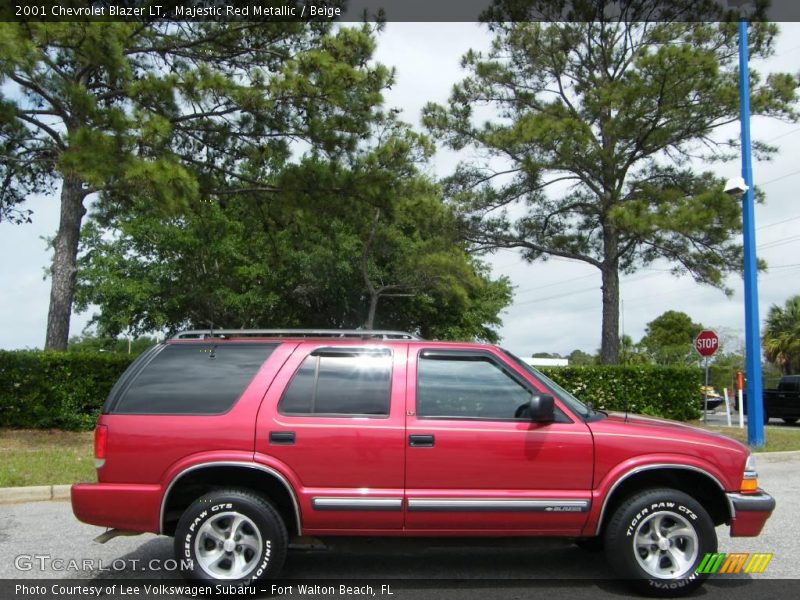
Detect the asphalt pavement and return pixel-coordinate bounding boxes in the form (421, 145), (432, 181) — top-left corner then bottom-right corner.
(1, 453), (798, 599)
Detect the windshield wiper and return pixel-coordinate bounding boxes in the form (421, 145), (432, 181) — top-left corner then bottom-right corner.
(585, 401), (608, 419)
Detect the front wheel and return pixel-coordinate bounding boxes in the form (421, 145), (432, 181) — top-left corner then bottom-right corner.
(782, 417), (798, 425)
(604, 488), (716, 597)
(174, 488), (287, 584)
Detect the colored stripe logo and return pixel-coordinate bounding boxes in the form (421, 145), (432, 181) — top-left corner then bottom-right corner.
(697, 552), (773, 574)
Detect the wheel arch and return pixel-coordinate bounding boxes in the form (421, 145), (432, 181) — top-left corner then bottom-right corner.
(594, 464), (732, 536)
(160, 462), (301, 537)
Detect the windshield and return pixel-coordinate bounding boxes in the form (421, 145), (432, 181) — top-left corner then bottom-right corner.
(501, 349), (592, 419)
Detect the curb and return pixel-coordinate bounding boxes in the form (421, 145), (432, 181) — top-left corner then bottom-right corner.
(753, 449), (800, 461)
(0, 484), (71, 504)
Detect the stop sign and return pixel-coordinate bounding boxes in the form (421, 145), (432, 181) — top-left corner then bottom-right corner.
(694, 330), (720, 357)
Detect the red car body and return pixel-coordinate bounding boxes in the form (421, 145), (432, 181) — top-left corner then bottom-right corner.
(72, 338), (773, 543)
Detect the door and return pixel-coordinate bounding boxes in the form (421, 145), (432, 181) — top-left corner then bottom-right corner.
(404, 346), (594, 535)
(255, 343), (406, 533)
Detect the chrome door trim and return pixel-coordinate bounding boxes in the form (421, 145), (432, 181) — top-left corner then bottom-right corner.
(311, 497), (403, 511)
(407, 498), (589, 512)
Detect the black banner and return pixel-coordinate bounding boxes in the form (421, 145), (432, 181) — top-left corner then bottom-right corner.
(4, 0), (800, 23)
(2, 579), (799, 600)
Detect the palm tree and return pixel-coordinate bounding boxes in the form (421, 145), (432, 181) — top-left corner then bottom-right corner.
(762, 295), (800, 375)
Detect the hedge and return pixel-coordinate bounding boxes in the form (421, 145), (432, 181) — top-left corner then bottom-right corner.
(0, 351), (134, 430)
(0, 351), (701, 430)
(540, 365), (702, 422)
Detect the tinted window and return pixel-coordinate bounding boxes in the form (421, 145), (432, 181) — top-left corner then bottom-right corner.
(502, 349), (589, 419)
(417, 354), (532, 420)
(779, 376), (800, 392)
(279, 350), (391, 417)
(114, 343), (276, 414)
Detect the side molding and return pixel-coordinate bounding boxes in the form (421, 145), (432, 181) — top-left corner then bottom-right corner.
(408, 499), (589, 512)
(312, 497), (403, 511)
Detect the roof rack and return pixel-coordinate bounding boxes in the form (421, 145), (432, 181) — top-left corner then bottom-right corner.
(171, 329), (422, 341)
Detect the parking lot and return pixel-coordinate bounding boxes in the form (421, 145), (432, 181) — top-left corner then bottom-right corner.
(1, 452), (797, 598)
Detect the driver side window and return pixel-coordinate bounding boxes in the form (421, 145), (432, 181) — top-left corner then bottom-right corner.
(417, 353), (532, 420)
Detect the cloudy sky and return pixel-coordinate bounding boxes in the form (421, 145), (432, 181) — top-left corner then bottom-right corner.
(2, 22), (800, 357)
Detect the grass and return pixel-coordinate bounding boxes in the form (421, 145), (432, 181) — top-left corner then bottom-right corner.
(692, 421), (800, 452)
(0, 428), (95, 487)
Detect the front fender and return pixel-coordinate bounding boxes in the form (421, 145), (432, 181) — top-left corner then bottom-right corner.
(582, 455), (732, 537)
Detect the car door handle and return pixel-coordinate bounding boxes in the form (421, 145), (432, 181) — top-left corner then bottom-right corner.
(409, 434), (435, 447)
(269, 431), (296, 445)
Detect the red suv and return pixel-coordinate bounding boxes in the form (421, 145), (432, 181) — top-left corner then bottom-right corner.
(71, 330), (774, 595)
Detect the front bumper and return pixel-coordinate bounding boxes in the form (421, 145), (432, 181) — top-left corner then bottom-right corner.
(727, 489), (776, 537)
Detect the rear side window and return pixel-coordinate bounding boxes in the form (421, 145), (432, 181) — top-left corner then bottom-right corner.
(279, 349), (392, 417)
(112, 343), (276, 414)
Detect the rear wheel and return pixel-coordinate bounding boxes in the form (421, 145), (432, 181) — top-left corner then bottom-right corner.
(782, 418), (798, 425)
(174, 488), (287, 584)
(604, 488), (716, 597)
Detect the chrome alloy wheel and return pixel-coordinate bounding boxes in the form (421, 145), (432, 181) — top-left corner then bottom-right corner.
(194, 511), (263, 580)
(632, 511), (699, 579)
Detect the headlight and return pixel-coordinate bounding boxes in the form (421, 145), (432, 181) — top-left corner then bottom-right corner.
(741, 454), (758, 493)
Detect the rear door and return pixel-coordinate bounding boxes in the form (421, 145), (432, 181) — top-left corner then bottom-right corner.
(404, 346), (594, 535)
(255, 343), (406, 533)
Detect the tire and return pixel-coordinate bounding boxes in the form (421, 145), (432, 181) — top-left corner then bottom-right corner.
(604, 488), (716, 597)
(782, 418), (798, 425)
(174, 488), (288, 584)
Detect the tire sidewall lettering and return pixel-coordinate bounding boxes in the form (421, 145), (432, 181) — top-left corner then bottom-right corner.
(182, 501), (271, 581)
(625, 502), (697, 537)
(605, 488), (716, 596)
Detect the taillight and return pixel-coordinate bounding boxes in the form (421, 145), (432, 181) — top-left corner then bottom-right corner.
(94, 424), (108, 468)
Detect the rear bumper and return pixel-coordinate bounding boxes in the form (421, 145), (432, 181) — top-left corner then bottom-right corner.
(71, 483), (162, 534)
(727, 490), (776, 537)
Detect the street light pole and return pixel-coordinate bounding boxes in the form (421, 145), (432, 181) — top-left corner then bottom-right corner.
(737, 15), (765, 447)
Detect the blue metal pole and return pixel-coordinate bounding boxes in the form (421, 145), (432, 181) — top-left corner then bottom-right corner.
(738, 17), (765, 447)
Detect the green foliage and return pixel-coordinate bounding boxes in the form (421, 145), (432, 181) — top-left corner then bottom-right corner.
(640, 310), (704, 365)
(0, 351), (702, 430)
(1, 18), (398, 348)
(68, 334), (156, 357)
(762, 295), (800, 375)
(76, 179), (512, 341)
(0, 351), (134, 430)
(541, 364), (703, 421)
(567, 349), (597, 366)
(619, 334), (650, 365)
(76, 104), (511, 341)
(423, 12), (798, 363)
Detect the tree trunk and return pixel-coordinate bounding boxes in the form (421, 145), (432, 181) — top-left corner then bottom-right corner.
(365, 293), (379, 330)
(599, 260), (620, 364)
(45, 175), (87, 350)
(361, 209), (381, 331)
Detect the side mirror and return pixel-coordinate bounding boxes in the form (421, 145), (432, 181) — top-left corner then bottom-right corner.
(529, 394), (555, 423)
